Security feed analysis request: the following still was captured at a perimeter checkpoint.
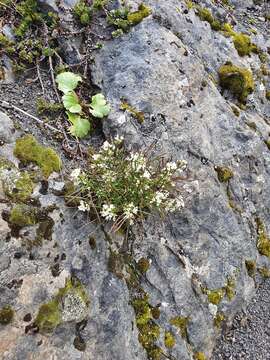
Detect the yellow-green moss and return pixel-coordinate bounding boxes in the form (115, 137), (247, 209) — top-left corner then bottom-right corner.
(137, 258), (150, 273)
(232, 33), (258, 57)
(0, 305), (14, 325)
(214, 311), (225, 328)
(121, 102), (145, 123)
(127, 3), (151, 26)
(218, 63), (254, 103)
(34, 277), (89, 333)
(151, 306), (161, 319)
(266, 91), (270, 101)
(207, 289), (225, 305)
(196, 7), (222, 31)
(35, 300), (61, 332)
(215, 166), (234, 182)
(164, 331), (175, 348)
(265, 140), (270, 150)
(186, 0), (193, 9)
(256, 218), (270, 258)
(14, 135), (61, 178)
(225, 277), (236, 300)
(245, 260), (256, 277)
(258, 267), (270, 278)
(5, 172), (34, 202)
(132, 295), (152, 326)
(194, 352), (207, 360)
(170, 316), (189, 339)
(36, 97), (63, 115)
(9, 204), (37, 227)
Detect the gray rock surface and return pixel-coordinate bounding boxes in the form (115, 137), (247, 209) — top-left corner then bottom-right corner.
(0, 0), (270, 360)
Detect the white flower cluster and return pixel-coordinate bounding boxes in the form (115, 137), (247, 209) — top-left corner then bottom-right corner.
(123, 203), (138, 224)
(128, 152), (147, 171)
(70, 168), (81, 185)
(78, 200), (90, 212)
(101, 204), (116, 221)
(70, 136), (187, 228)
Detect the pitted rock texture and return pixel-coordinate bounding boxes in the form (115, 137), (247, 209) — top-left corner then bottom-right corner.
(0, 0), (270, 360)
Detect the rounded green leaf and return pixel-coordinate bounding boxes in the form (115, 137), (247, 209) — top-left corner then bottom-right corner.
(62, 92), (82, 113)
(69, 117), (91, 138)
(89, 93), (110, 118)
(56, 72), (82, 94)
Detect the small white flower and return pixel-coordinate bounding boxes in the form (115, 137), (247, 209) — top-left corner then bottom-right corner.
(123, 203), (138, 224)
(114, 135), (124, 143)
(78, 200), (90, 212)
(166, 162), (177, 171)
(70, 168), (81, 180)
(101, 204), (116, 221)
(143, 170), (151, 179)
(70, 168), (81, 185)
(178, 160), (187, 171)
(151, 191), (169, 206)
(92, 154), (101, 161)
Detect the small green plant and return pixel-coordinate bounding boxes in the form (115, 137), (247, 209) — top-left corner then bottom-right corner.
(107, 3), (151, 35)
(55, 71), (110, 138)
(69, 137), (187, 230)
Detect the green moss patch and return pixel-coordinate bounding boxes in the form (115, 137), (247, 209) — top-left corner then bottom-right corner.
(0, 305), (14, 325)
(245, 260), (256, 277)
(107, 3), (151, 36)
(14, 135), (61, 178)
(214, 312), (225, 328)
(137, 258), (150, 273)
(170, 316), (189, 339)
(207, 289), (224, 305)
(9, 204), (37, 227)
(4, 172), (34, 202)
(218, 63), (254, 103)
(194, 352), (207, 360)
(164, 331), (175, 348)
(34, 277), (89, 333)
(121, 102), (145, 123)
(256, 218), (270, 258)
(215, 166), (234, 182)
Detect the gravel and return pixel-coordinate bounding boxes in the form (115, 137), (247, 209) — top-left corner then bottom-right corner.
(212, 279), (270, 360)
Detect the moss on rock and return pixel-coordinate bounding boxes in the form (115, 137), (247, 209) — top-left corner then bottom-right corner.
(34, 277), (89, 333)
(170, 316), (189, 339)
(225, 277), (236, 300)
(215, 166), (234, 182)
(4, 172), (34, 202)
(127, 3), (151, 26)
(14, 135), (61, 178)
(0, 305), (14, 325)
(218, 63), (254, 103)
(256, 218), (270, 258)
(9, 204), (37, 227)
(232, 33), (258, 57)
(245, 260), (256, 277)
(207, 288), (225, 305)
(194, 352), (207, 360)
(164, 331), (175, 348)
(214, 311), (225, 328)
(137, 258), (150, 273)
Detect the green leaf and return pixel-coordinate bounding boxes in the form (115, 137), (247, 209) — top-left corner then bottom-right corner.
(69, 117), (91, 138)
(89, 93), (110, 118)
(62, 92), (82, 113)
(56, 72), (82, 94)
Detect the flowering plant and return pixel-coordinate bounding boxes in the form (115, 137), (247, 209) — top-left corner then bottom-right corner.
(70, 137), (187, 231)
